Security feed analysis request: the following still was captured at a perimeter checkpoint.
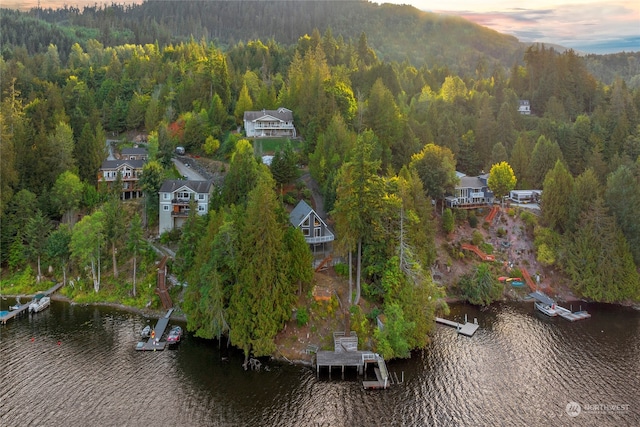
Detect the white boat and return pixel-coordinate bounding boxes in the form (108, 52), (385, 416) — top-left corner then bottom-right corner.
(29, 294), (50, 313)
(141, 325), (152, 338)
(535, 302), (558, 317)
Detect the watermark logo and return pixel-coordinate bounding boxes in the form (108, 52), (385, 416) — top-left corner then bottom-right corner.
(566, 401), (630, 417)
(566, 401), (581, 417)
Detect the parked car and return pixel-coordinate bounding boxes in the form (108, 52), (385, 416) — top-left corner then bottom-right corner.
(166, 326), (182, 344)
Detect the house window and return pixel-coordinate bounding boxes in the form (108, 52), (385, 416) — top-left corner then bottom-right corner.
(198, 194), (205, 200)
(163, 205), (169, 211)
(314, 228), (321, 238)
(198, 205), (205, 212)
(177, 191), (190, 199)
(302, 217), (310, 227)
(163, 193), (170, 200)
(302, 228), (310, 236)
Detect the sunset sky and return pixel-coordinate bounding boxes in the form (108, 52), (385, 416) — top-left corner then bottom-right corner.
(382, 0), (640, 54)
(5, 0), (640, 54)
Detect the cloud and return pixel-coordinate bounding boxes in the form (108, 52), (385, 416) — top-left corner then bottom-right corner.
(437, 2), (640, 54)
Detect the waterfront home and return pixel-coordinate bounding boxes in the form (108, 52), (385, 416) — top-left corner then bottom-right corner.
(158, 179), (213, 234)
(243, 107), (297, 138)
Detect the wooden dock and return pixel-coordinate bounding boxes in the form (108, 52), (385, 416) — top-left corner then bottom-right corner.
(315, 332), (394, 389)
(1, 282), (64, 324)
(135, 308), (174, 351)
(435, 316), (480, 337)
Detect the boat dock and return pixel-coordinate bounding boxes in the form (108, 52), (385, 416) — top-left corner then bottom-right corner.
(316, 332), (397, 389)
(135, 308), (174, 351)
(529, 291), (591, 321)
(554, 305), (592, 321)
(435, 315), (480, 337)
(0, 282), (63, 324)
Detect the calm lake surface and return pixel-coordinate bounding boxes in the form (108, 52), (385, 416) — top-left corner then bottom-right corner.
(1, 299), (638, 426)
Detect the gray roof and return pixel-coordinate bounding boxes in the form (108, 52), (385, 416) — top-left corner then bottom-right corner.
(121, 147), (148, 155)
(243, 107), (293, 122)
(458, 176), (485, 189)
(159, 179), (213, 194)
(289, 199), (313, 227)
(100, 159), (145, 169)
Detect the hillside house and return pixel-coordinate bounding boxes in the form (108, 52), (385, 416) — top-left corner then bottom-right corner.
(445, 172), (495, 208)
(119, 147), (148, 161)
(289, 200), (334, 251)
(158, 180), (213, 234)
(243, 107), (297, 138)
(518, 100), (531, 115)
(98, 159), (145, 200)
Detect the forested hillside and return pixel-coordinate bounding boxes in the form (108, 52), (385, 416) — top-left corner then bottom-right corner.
(1, 3), (639, 360)
(2, 1), (526, 75)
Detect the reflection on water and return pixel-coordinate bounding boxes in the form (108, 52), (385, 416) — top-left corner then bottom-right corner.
(0, 299), (638, 426)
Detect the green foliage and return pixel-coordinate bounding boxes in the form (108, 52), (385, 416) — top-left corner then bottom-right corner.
(442, 208), (454, 234)
(0, 266), (36, 294)
(563, 198), (640, 302)
(468, 211), (478, 228)
(471, 230), (483, 246)
(458, 263), (502, 306)
(488, 161), (517, 200)
(334, 263), (349, 278)
(410, 143), (457, 201)
(296, 307), (309, 327)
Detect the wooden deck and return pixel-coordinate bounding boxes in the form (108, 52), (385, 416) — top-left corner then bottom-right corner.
(435, 317), (480, 337)
(1, 282), (64, 324)
(135, 308), (174, 351)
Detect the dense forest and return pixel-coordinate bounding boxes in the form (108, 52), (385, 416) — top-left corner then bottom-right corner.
(1, 2), (639, 361)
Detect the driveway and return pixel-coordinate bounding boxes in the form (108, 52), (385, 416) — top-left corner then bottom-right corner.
(172, 158), (206, 181)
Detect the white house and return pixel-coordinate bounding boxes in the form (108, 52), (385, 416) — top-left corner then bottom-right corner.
(243, 107), (296, 138)
(158, 180), (213, 234)
(518, 100), (531, 115)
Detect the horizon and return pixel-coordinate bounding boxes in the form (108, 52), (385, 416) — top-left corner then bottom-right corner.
(3, 0), (639, 54)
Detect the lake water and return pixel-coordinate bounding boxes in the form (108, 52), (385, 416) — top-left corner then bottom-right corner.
(0, 299), (638, 426)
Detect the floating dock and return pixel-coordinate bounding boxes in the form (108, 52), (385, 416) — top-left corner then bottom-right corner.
(435, 316), (480, 337)
(135, 308), (174, 351)
(0, 282), (64, 324)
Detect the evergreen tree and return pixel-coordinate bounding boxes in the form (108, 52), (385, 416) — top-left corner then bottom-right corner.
(229, 167), (294, 362)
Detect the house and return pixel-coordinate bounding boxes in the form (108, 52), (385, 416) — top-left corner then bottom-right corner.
(289, 200), (334, 249)
(119, 147), (148, 161)
(97, 159), (145, 200)
(158, 180), (214, 234)
(518, 100), (531, 115)
(445, 172), (495, 208)
(243, 107), (297, 138)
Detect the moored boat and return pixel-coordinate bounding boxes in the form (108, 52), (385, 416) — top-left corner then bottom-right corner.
(535, 302), (558, 317)
(166, 326), (182, 344)
(141, 325), (152, 338)
(29, 294), (50, 313)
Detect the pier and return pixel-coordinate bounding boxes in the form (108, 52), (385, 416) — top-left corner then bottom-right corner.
(135, 308), (174, 351)
(435, 315), (480, 337)
(0, 282), (64, 324)
(316, 332), (396, 389)
(529, 291), (591, 321)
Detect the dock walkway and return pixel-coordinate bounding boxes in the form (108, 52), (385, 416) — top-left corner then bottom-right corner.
(1, 282), (64, 324)
(435, 316), (480, 337)
(135, 308), (175, 351)
(316, 332), (392, 389)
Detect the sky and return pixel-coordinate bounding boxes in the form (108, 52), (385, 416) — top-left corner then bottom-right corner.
(379, 0), (640, 54)
(5, 0), (640, 54)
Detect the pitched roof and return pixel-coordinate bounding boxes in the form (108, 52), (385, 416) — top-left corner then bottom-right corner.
(458, 175), (485, 188)
(289, 199), (313, 227)
(159, 179), (213, 194)
(100, 159), (145, 169)
(121, 147), (148, 155)
(243, 107), (293, 122)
